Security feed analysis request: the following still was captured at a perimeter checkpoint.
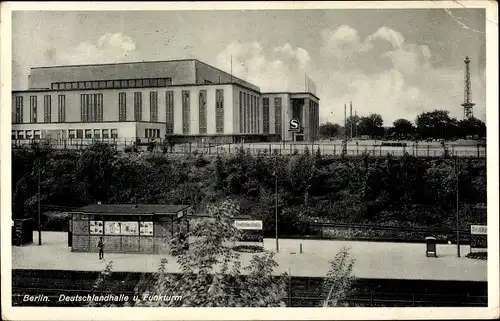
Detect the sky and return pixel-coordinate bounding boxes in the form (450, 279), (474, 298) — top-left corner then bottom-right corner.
(12, 8), (487, 126)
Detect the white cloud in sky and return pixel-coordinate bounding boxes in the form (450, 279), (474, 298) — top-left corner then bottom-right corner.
(216, 25), (485, 125)
(60, 32), (137, 65)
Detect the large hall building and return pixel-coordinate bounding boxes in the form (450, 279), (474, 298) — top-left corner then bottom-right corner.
(11, 59), (320, 145)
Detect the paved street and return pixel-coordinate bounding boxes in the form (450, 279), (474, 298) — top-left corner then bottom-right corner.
(11, 232), (486, 281)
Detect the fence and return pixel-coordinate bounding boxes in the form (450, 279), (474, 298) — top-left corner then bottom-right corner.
(12, 138), (486, 158)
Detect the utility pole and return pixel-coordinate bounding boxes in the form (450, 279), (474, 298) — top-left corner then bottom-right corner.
(350, 101), (353, 139)
(342, 104), (347, 156)
(37, 165), (41, 245)
(355, 110), (358, 138)
(275, 169), (279, 253)
(456, 156), (461, 257)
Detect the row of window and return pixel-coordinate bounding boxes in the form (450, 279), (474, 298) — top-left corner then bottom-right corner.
(11, 128), (118, 140)
(14, 95), (67, 124)
(239, 91), (260, 134)
(51, 78), (171, 90)
(145, 128), (161, 138)
(81, 94), (104, 122)
(15, 89), (227, 135)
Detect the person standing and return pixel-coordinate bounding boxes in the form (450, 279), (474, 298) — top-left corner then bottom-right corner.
(97, 237), (106, 260)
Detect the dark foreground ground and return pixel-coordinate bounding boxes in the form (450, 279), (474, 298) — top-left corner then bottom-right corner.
(12, 269), (487, 307)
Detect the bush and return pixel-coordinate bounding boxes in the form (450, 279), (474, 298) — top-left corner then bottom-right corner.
(465, 252), (487, 260)
(42, 212), (71, 231)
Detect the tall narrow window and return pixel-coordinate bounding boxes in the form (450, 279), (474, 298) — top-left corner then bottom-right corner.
(251, 95), (255, 133)
(90, 94), (94, 121)
(150, 91), (158, 122)
(30, 96), (37, 123)
(239, 91), (243, 133)
(58, 95), (66, 122)
(15, 96), (23, 124)
(182, 90), (190, 134)
(118, 92), (127, 121)
(262, 98), (269, 134)
(199, 90), (207, 134)
(43, 95), (51, 123)
(243, 93), (247, 133)
(275, 97), (282, 136)
(80, 94), (103, 122)
(97, 93), (103, 122)
(247, 94), (253, 133)
(248, 94), (253, 133)
(134, 92), (142, 121)
(215, 89), (224, 133)
(256, 96), (260, 133)
(166, 91), (174, 134)
(81, 94), (86, 122)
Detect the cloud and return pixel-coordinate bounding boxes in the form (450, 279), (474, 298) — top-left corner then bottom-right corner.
(315, 25), (486, 125)
(60, 32), (137, 65)
(215, 27), (487, 126)
(274, 43), (311, 68)
(216, 41), (312, 92)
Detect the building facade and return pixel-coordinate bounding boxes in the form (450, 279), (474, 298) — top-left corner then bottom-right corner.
(11, 59), (320, 145)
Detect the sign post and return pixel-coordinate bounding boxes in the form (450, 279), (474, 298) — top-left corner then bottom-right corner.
(234, 220), (264, 248)
(289, 119), (300, 142)
(470, 224), (487, 253)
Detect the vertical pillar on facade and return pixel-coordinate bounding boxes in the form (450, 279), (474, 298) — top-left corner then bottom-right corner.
(302, 98), (310, 141)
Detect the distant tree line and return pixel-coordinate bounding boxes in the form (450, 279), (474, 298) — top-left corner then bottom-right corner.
(12, 142), (486, 235)
(320, 109), (486, 140)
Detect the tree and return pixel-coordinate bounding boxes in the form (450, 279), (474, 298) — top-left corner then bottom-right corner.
(76, 142), (118, 203)
(392, 118), (415, 139)
(319, 122), (341, 138)
(346, 115), (361, 138)
(132, 200), (287, 307)
(359, 114), (384, 138)
(457, 117), (486, 139)
(322, 247), (355, 307)
(415, 110), (460, 140)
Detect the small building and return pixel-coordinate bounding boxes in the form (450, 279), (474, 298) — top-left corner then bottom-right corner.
(68, 204), (191, 254)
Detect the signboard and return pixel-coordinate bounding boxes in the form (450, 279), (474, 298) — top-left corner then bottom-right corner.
(470, 224), (487, 251)
(289, 119), (300, 131)
(90, 220), (103, 235)
(104, 221), (139, 235)
(121, 222), (139, 235)
(471, 225), (487, 235)
(234, 220), (263, 230)
(140, 221), (154, 236)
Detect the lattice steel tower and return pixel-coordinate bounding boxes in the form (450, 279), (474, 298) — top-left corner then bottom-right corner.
(462, 56), (475, 119)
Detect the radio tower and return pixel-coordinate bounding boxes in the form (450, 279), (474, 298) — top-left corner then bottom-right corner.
(462, 56), (475, 119)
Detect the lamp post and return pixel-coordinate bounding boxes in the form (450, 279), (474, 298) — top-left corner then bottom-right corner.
(36, 162), (42, 245)
(274, 169), (279, 253)
(455, 156), (460, 257)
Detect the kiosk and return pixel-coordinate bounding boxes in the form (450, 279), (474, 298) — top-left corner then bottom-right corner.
(68, 204), (191, 254)
(425, 236), (437, 257)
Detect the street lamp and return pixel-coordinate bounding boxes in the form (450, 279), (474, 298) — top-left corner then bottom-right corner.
(455, 156), (461, 258)
(32, 159), (42, 245)
(273, 169), (279, 253)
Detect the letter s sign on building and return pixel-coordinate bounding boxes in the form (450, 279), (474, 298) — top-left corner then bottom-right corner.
(290, 119), (300, 131)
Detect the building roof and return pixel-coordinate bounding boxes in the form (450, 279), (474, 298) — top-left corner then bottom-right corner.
(262, 91), (320, 101)
(30, 58), (196, 70)
(71, 204), (191, 215)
